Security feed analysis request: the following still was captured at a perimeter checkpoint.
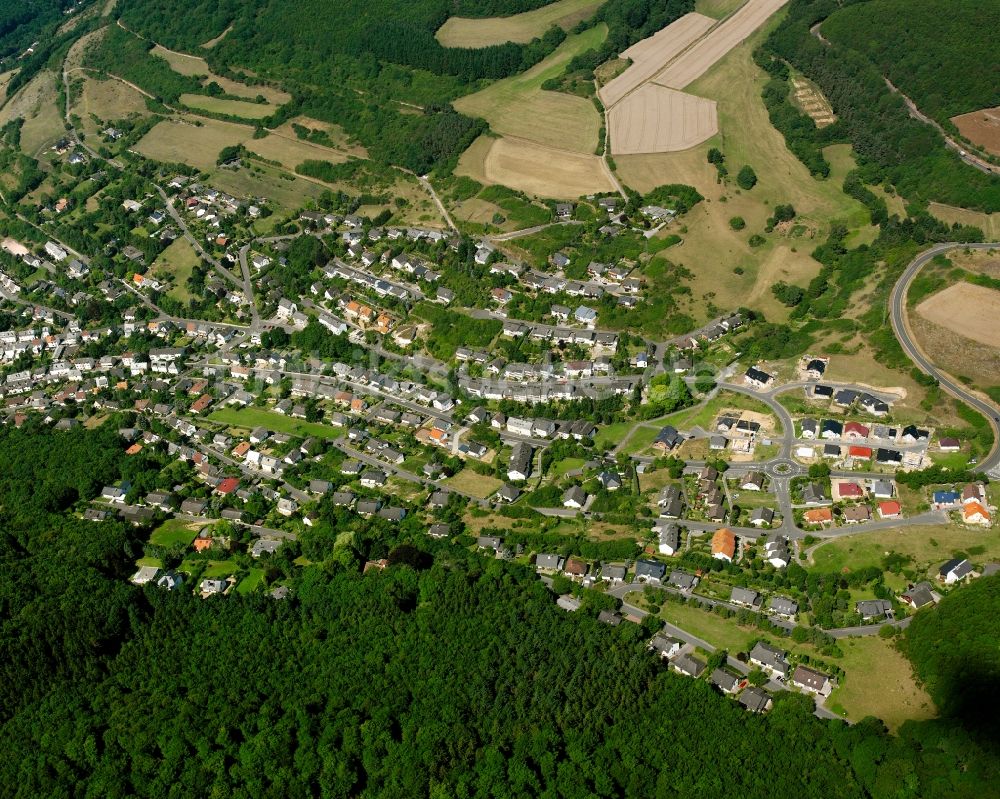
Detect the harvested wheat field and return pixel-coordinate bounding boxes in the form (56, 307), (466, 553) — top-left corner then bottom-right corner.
(951, 106), (1000, 157)
(652, 0), (788, 89)
(436, 0), (604, 47)
(610, 84), (717, 154)
(915, 282), (1000, 349)
(599, 13), (715, 107)
(460, 136), (613, 198)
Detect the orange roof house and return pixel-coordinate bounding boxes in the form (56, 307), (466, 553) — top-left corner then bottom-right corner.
(711, 528), (736, 562)
(878, 501), (902, 519)
(963, 501), (992, 526)
(803, 508), (833, 525)
(232, 441), (252, 458)
(848, 446), (872, 460)
(125, 443), (143, 455)
(216, 477), (240, 495)
(190, 393), (213, 413)
(193, 536), (213, 552)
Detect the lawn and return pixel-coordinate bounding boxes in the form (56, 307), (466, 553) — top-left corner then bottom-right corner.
(149, 518), (201, 548)
(208, 407), (344, 439)
(810, 524), (1000, 580)
(826, 636), (935, 730)
(236, 568), (266, 594)
(656, 598), (758, 653)
(202, 560), (238, 578)
(622, 424), (664, 455)
(550, 456), (585, 477)
(660, 391), (780, 434)
(151, 237), (200, 302)
(595, 420), (634, 450)
(443, 469), (504, 499)
(452, 26), (608, 154)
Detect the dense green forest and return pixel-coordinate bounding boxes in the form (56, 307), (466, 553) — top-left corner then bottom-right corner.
(0, 0), (77, 61)
(757, 0), (1000, 212)
(822, 0), (1000, 125)
(2, 414), (1000, 796)
(902, 575), (1000, 739)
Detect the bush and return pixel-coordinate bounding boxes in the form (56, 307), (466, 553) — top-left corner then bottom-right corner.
(736, 166), (758, 190)
(729, 216), (746, 230)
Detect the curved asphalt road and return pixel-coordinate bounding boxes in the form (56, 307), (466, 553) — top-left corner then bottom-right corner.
(890, 242), (1000, 474)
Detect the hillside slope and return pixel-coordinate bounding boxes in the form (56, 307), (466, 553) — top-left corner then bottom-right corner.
(822, 0), (1000, 124)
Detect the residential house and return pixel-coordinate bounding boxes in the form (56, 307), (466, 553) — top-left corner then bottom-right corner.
(673, 654), (706, 678)
(790, 665), (833, 696)
(730, 586), (761, 609)
(939, 558), (976, 585)
(767, 596), (798, 618)
(634, 559), (666, 583)
(901, 582), (937, 610)
(711, 528), (737, 562)
(749, 642), (789, 678)
(856, 599), (892, 621)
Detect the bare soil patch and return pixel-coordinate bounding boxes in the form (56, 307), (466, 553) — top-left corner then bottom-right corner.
(915, 282), (1000, 348)
(951, 106), (1000, 157)
(609, 83), (717, 154)
(599, 12), (715, 107)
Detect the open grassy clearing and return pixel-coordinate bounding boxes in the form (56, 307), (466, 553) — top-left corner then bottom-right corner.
(695, 0), (748, 18)
(151, 237), (200, 302)
(436, 0), (605, 47)
(205, 162), (326, 214)
(236, 568), (266, 594)
(152, 45), (290, 104)
(208, 407), (344, 439)
(0, 70), (65, 156)
(614, 15), (872, 322)
(827, 636), (934, 730)
(453, 25), (607, 154)
(72, 74), (151, 137)
(180, 94), (276, 119)
(201, 25), (233, 48)
(135, 116), (250, 170)
(150, 518), (202, 548)
(244, 132), (353, 170)
(277, 117), (369, 157)
(443, 469), (504, 499)
(811, 525), (1000, 578)
(927, 202), (1000, 241)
